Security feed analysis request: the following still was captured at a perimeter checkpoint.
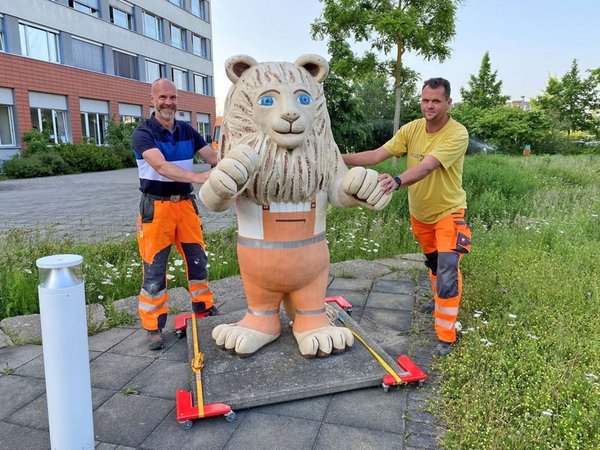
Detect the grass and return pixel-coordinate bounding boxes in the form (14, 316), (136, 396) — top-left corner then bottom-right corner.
(0, 154), (598, 448)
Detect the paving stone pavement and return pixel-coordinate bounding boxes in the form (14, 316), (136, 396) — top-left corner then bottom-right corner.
(0, 169), (448, 449)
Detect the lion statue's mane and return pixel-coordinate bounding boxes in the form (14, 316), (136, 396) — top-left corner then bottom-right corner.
(219, 59), (346, 205)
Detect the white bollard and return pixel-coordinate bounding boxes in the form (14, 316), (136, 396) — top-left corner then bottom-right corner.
(37, 254), (94, 450)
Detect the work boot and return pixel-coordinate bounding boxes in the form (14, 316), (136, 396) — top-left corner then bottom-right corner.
(436, 340), (456, 357)
(196, 306), (218, 318)
(146, 329), (164, 350)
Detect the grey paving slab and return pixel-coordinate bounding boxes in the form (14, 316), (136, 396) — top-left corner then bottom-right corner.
(327, 277), (372, 291)
(223, 412), (321, 450)
(0, 344), (42, 370)
(0, 421), (50, 450)
(14, 350), (102, 379)
(109, 327), (180, 357)
(314, 423), (403, 450)
(93, 392), (174, 448)
(189, 306), (405, 411)
(361, 307), (414, 333)
(140, 408), (247, 450)
(373, 278), (415, 294)
(325, 288), (368, 308)
(129, 359), (190, 400)
(88, 326), (137, 352)
(252, 394), (332, 421)
(324, 387), (407, 434)
(367, 291), (415, 311)
(5, 386), (113, 431)
(0, 375), (46, 421)
(90, 352), (153, 390)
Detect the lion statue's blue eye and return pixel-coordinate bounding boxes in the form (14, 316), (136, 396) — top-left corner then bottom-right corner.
(258, 96), (275, 106)
(297, 94), (312, 105)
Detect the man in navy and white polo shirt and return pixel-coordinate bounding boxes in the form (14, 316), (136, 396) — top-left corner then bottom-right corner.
(132, 78), (218, 350)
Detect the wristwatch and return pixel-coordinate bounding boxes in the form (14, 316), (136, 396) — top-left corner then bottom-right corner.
(393, 176), (402, 189)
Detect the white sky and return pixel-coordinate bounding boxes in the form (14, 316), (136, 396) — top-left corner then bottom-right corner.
(211, 0), (600, 114)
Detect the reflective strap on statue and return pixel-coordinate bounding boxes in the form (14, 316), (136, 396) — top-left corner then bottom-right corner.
(237, 233), (326, 249)
(294, 307), (327, 315)
(247, 308), (280, 316)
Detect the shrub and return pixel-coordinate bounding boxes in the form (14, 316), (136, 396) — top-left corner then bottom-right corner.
(2, 151), (69, 178)
(106, 118), (138, 167)
(57, 142), (122, 172)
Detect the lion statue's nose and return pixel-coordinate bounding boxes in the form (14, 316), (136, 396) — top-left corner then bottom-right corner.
(282, 111), (300, 123)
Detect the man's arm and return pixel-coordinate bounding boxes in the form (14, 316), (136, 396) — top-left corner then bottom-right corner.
(342, 146), (392, 167)
(142, 148), (213, 184)
(379, 155), (442, 194)
(196, 144), (218, 166)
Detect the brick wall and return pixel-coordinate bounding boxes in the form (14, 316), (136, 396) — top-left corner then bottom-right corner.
(0, 53), (217, 146)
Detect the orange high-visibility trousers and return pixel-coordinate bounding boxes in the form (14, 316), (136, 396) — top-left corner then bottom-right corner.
(136, 195), (214, 331)
(410, 209), (471, 343)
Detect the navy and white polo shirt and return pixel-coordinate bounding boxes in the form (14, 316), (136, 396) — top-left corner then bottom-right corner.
(132, 114), (207, 196)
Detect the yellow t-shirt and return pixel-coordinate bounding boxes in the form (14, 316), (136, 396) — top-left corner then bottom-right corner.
(384, 117), (468, 224)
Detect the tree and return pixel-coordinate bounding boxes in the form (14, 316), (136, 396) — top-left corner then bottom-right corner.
(312, 0), (462, 133)
(533, 59), (600, 136)
(460, 51), (509, 109)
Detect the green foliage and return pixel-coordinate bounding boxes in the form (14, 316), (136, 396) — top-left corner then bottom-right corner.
(57, 142), (122, 172)
(324, 73), (372, 152)
(312, 0), (461, 130)
(2, 151), (70, 178)
(460, 51), (510, 109)
(21, 128), (54, 156)
(533, 59), (600, 136)
(451, 104), (549, 154)
(105, 118), (138, 167)
(433, 156), (600, 449)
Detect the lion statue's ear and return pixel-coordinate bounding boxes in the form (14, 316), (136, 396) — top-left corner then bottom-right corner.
(225, 55), (258, 83)
(294, 54), (329, 84)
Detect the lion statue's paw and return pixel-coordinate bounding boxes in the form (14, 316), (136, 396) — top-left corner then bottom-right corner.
(340, 166), (392, 210)
(212, 323), (280, 357)
(293, 326), (354, 358)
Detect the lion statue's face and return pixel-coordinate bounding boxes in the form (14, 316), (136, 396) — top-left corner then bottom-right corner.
(220, 55), (346, 204)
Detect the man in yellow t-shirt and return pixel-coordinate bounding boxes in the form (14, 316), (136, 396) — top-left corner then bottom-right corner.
(342, 78), (471, 357)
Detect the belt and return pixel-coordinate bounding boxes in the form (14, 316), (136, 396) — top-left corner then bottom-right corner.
(143, 193), (196, 203)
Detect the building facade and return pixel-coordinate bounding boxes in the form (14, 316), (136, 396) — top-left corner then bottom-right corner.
(0, 0), (216, 163)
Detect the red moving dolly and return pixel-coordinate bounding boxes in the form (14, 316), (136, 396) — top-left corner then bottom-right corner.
(174, 313), (236, 430)
(325, 296), (427, 391)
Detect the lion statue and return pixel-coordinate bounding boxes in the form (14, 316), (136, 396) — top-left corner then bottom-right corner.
(199, 54), (392, 358)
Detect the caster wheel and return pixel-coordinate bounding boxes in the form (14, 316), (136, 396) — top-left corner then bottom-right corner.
(175, 330), (185, 339)
(225, 411), (237, 423)
(179, 420), (193, 430)
(418, 379), (426, 388)
(382, 384), (389, 393)
(346, 307), (353, 316)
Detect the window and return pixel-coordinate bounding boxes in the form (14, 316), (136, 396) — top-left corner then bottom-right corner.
(169, 0), (184, 6)
(194, 73), (211, 96)
(80, 99), (109, 145)
(192, 34), (210, 59)
(191, 0), (209, 21)
(69, 0), (99, 17)
(119, 103), (142, 124)
(170, 24), (185, 50)
(110, 7), (132, 30)
(0, 105), (16, 146)
(72, 38), (103, 73)
(176, 110), (191, 124)
(19, 23), (60, 63)
(113, 50), (137, 79)
(172, 67), (188, 91)
(196, 113), (210, 140)
(143, 11), (162, 40)
(30, 107), (69, 144)
(145, 59), (165, 83)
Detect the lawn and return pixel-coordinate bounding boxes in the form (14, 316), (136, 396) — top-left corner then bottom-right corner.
(1, 154), (598, 448)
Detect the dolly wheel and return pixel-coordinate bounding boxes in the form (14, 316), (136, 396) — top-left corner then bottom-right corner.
(175, 329), (185, 339)
(382, 384), (390, 393)
(179, 420), (193, 430)
(225, 411), (237, 423)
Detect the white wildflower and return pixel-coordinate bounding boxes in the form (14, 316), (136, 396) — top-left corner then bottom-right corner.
(174, 259), (184, 266)
(508, 313), (517, 319)
(527, 333), (539, 340)
(166, 274), (175, 280)
(97, 295), (104, 300)
(541, 409), (553, 416)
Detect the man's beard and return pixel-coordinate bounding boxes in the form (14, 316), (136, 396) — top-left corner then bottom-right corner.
(158, 107), (176, 121)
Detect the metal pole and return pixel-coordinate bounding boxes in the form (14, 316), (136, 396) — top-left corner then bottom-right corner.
(37, 254), (94, 450)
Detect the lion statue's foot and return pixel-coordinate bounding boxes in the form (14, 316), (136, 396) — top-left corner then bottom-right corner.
(212, 323), (280, 357)
(293, 326), (354, 358)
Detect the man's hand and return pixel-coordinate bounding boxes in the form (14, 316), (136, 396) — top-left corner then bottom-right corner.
(340, 167), (392, 210)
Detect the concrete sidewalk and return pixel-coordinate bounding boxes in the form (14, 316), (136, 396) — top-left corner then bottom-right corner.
(0, 256), (445, 450)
